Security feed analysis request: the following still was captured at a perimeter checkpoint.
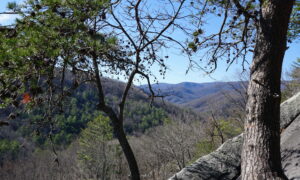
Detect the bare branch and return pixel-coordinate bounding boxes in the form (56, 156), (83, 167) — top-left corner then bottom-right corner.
(134, 0), (143, 37)
(0, 121), (9, 126)
(110, 4), (138, 51)
(140, 0), (186, 51)
(136, 70), (165, 105)
(210, 1), (230, 72)
(119, 69), (137, 120)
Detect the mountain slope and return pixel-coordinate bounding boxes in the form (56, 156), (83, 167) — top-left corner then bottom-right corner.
(141, 81), (247, 114)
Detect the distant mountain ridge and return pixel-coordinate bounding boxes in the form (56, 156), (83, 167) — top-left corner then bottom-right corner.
(140, 81), (247, 113)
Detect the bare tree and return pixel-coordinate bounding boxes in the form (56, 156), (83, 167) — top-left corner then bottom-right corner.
(129, 120), (205, 180)
(220, 71), (249, 127)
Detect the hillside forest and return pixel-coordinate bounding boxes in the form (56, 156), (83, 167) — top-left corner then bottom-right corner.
(0, 0), (300, 180)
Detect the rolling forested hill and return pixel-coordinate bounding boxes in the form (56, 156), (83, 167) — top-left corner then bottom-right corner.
(141, 81), (247, 114)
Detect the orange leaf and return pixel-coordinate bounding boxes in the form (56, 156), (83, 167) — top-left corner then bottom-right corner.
(21, 93), (32, 104)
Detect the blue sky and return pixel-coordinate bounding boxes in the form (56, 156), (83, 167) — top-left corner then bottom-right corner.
(1, 0), (299, 84)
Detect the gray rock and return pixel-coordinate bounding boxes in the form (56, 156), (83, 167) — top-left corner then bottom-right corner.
(169, 92), (300, 180)
(280, 92), (300, 129)
(170, 135), (243, 180)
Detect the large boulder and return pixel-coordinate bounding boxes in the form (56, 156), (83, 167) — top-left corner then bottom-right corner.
(169, 92), (300, 180)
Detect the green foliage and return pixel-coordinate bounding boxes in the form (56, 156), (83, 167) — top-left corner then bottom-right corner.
(190, 118), (242, 163)
(16, 86), (100, 146)
(288, 1), (300, 41)
(79, 114), (113, 146)
(124, 100), (169, 133)
(188, 42), (197, 52)
(191, 140), (216, 163)
(192, 29), (203, 37)
(196, 140), (216, 155)
(78, 114), (120, 179)
(215, 119), (242, 139)
(7, 2), (17, 10)
(0, 139), (20, 163)
(282, 58), (300, 101)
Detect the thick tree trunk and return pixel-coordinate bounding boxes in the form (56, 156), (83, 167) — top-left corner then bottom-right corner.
(241, 1), (294, 180)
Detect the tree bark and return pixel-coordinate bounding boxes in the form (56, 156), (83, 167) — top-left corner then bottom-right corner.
(241, 1), (294, 180)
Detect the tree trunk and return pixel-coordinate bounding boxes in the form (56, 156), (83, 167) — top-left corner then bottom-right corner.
(101, 106), (141, 180)
(114, 120), (141, 180)
(241, 1), (294, 180)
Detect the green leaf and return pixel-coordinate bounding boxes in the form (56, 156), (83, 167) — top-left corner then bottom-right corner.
(7, 2), (17, 10)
